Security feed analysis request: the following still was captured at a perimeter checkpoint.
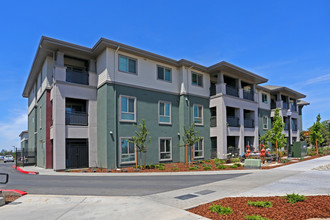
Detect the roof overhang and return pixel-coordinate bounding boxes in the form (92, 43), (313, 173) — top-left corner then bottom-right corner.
(263, 86), (306, 99)
(297, 99), (310, 106)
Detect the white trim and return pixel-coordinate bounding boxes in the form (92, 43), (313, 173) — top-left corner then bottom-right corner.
(119, 95), (137, 123)
(158, 100), (172, 125)
(193, 104), (204, 126)
(119, 137), (136, 164)
(194, 138), (204, 159)
(118, 54), (138, 75)
(158, 137), (172, 161)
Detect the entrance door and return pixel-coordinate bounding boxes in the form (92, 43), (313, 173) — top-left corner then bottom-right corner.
(66, 139), (89, 169)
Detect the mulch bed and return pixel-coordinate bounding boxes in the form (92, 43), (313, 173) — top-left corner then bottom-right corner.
(188, 195), (330, 220)
(4, 195), (20, 204)
(59, 153), (329, 173)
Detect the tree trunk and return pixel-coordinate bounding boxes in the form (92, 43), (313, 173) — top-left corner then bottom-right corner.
(135, 146), (138, 168)
(185, 144), (188, 164)
(191, 145), (194, 162)
(316, 139), (318, 156)
(276, 140), (278, 162)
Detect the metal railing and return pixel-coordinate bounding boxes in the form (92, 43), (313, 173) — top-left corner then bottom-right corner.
(226, 85), (239, 97)
(284, 123), (289, 130)
(244, 119), (255, 128)
(227, 116), (240, 127)
(271, 102), (276, 109)
(291, 105), (297, 112)
(66, 70), (89, 85)
(16, 150), (36, 167)
(243, 91), (254, 101)
(66, 112), (88, 126)
(210, 116), (217, 127)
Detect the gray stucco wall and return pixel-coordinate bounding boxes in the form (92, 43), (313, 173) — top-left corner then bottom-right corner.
(97, 83), (211, 169)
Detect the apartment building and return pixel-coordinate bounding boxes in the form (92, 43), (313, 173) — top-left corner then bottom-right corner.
(22, 36), (308, 170)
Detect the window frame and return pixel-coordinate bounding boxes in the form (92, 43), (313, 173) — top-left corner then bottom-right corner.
(119, 95), (137, 122)
(120, 137), (136, 164)
(193, 104), (204, 126)
(158, 101), (172, 125)
(159, 137), (172, 162)
(191, 72), (203, 87)
(262, 93), (268, 104)
(263, 116), (268, 130)
(194, 138), (204, 159)
(118, 54), (138, 74)
(157, 65), (172, 83)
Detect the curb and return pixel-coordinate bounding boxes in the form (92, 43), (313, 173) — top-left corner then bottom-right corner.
(12, 165), (39, 175)
(0, 189), (27, 196)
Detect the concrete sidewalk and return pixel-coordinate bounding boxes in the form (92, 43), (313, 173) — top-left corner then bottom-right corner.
(0, 195), (207, 220)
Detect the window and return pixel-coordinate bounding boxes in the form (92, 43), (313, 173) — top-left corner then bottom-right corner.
(120, 96), (136, 122)
(194, 139), (204, 158)
(120, 138), (135, 163)
(119, 55), (137, 74)
(263, 116), (268, 130)
(262, 93), (268, 103)
(159, 101), (171, 124)
(192, 72), (203, 87)
(159, 138), (172, 161)
(157, 66), (171, 82)
(193, 104), (203, 125)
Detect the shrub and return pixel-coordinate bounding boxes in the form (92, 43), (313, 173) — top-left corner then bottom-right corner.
(299, 157), (305, 161)
(189, 166), (198, 170)
(204, 159), (211, 162)
(158, 166), (165, 170)
(244, 214), (271, 220)
(171, 167), (179, 171)
(285, 193), (306, 204)
(280, 159), (290, 163)
(319, 148), (324, 154)
(209, 204), (233, 215)
(214, 158), (225, 164)
(247, 201), (272, 208)
(232, 158), (240, 163)
(196, 160), (204, 164)
(229, 164), (238, 168)
(217, 165), (227, 169)
(155, 163), (165, 169)
(203, 166), (212, 170)
(234, 163), (242, 167)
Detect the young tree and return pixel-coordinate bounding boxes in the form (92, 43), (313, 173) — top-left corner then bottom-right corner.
(310, 114), (324, 155)
(180, 124), (203, 164)
(128, 119), (151, 168)
(261, 108), (286, 162)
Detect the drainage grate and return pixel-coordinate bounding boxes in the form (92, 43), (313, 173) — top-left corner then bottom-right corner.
(175, 194), (198, 200)
(195, 190), (215, 195)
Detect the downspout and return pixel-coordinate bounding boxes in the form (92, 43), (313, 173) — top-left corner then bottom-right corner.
(187, 65), (194, 125)
(114, 46), (120, 169)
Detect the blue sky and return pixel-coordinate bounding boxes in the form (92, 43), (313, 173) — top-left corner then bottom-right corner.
(0, 0), (329, 151)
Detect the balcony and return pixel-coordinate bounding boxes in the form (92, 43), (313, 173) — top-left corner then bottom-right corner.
(244, 119), (255, 128)
(226, 85), (239, 97)
(271, 102), (276, 109)
(284, 123), (289, 131)
(227, 116), (239, 127)
(66, 112), (88, 126)
(243, 90), (254, 101)
(283, 102), (289, 109)
(66, 69), (89, 85)
(291, 104), (297, 112)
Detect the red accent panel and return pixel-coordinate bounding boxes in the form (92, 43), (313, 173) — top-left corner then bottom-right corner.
(46, 89), (53, 169)
(0, 189), (27, 195)
(12, 166), (38, 175)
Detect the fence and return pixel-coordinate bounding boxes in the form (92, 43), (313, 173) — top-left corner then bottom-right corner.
(16, 150), (36, 167)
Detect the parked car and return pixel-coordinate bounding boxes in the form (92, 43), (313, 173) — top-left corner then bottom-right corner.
(0, 156), (4, 160)
(4, 155), (14, 163)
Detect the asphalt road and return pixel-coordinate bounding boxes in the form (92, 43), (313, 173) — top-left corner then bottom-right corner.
(0, 163), (249, 196)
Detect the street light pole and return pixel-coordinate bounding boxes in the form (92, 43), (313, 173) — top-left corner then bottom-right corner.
(12, 146), (17, 169)
(287, 110), (292, 157)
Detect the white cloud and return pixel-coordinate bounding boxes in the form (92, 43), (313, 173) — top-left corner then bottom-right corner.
(0, 110), (27, 151)
(299, 73), (330, 86)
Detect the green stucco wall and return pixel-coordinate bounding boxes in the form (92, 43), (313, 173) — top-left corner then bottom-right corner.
(258, 108), (271, 137)
(28, 91), (47, 168)
(97, 83), (211, 169)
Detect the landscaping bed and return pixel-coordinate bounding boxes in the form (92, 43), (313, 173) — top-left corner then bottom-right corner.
(188, 195), (330, 220)
(4, 195), (20, 204)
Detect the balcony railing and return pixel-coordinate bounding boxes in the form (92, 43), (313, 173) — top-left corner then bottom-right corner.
(271, 102), (276, 109)
(66, 112), (88, 126)
(244, 119), (255, 128)
(227, 116), (240, 127)
(66, 69), (89, 85)
(291, 104), (297, 112)
(243, 91), (254, 101)
(283, 102), (289, 109)
(292, 123), (297, 131)
(210, 116), (217, 127)
(284, 123), (289, 131)
(226, 85), (239, 97)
